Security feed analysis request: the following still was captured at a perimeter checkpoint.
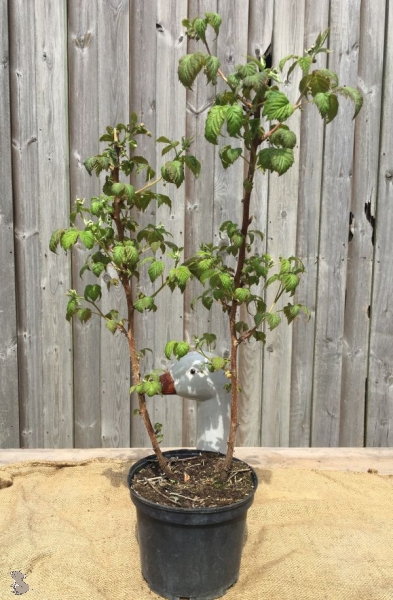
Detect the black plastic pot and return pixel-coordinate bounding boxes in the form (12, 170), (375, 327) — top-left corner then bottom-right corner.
(127, 449), (258, 600)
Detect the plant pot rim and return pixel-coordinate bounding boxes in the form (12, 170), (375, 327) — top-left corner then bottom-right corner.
(128, 448), (258, 515)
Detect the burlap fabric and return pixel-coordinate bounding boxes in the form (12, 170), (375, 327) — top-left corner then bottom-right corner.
(0, 458), (392, 599)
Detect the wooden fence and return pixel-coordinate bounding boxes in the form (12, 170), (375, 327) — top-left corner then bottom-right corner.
(1, 0), (392, 450)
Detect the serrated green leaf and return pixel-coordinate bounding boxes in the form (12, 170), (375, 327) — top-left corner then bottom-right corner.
(90, 200), (103, 216)
(123, 242), (139, 266)
(106, 319), (118, 334)
(49, 228), (65, 253)
(144, 380), (162, 397)
(156, 193), (172, 208)
(84, 284), (102, 302)
(165, 340), (177, 360)
(111, 182), (125, 196)
(78, 308), (92, 323)
(219, 145), (242, 169)
(134, 295), (156, 312)
(66, 297), (79, 321)
(124, 183), (135, 202)
(258, 148), (295, 175)
(178, 52), (205, 89)
(156, 136), (172, 144)
(61, 229), (79, 250)
(282, 273), (300, 292)
(193, 18), (207, 43)
(204, 55), (220, 85)
(148, 260), (165, 282)
(205, 105), (227, 144)
(243, 71), (269, 92)
(269, 127), (297, 149)
(266, 312), (282, 330)
(262, 91), (294, 122)
(314, 92), (339, 123)
(211, 356), (226, 371)
(205, 12), (222, 35)
(253, 331), (266, 342)
(234, 288), (251, 303)
(336, 86), (363, 119)
(91, 262), (105, 277)
(298, 56), (313, 74)
(112, 243), (125, 266)
(280, 258), (291, 274)
(79, 230), (95, 250)
(184, 155), (201, 178)
(161, 160), (184, 188)
(174, 341), (190, 359)
(279, 54), (297, 72)
(226, 104), (243, 137)
(219, 273), (233, 289)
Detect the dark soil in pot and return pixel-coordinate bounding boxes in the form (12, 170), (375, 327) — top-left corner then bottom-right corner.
(128, 449), (258, 600)
(130, 450), (255, 508)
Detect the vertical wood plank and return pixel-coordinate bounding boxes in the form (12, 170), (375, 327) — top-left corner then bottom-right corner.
(367, 0), (393, 446)
(9, 0), (44, 447)
(237, 0), (273, 447)
(183, 0), (218, 447)
(312, 0), (361, 446)
(35, 0), (73, 448)
(340, 0), (386, 446)
(0, 0), (19, 448)
(68, 0), (102, 447)
(129, 0), (160, 447)
(147, 0), (188, 447)
(98, 0), (131, 448)
(289, 0), (329, 447)
(261, 0), (305, 446)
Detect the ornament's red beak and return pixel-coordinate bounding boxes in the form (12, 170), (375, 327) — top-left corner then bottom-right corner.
(159, 371), (176, 395)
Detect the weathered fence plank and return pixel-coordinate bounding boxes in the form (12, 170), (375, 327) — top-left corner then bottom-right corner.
(98, 0), (131, 448)
(289, 0), (330, 447)
(9, 0), (44, 447)
(312, 0), (361, 446)
(35, 0), (73, 448)
(237, 0), (273, 447)
(262, 0), (305, 446)
(340, 0), (386, 446)
(0, 0), (19, 448)
(367, 0), (393, 446)
(183, 0), (219, 447)
(129, 0), (160, 447)
(68, 1), (102, 448)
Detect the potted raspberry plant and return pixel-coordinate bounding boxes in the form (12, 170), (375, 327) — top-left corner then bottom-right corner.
(50, 12), (362, 600)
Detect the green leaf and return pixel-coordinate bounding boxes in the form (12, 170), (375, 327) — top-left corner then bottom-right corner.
(165, 340), (177, 360)
(66, 297), (79, 321)
(279, 54), (297, 72)
(111, 182), (126, 196)
(91, 262), (105, 277)
(161, 160), (185, 188)
(205, 105), (227, 144)
(262, 91), (294, 122)
(156, 193), (172, 208)
(79, 230), (95, 250)
(204, 55), (220, 85)
(297, 56), (313, 74)
(170, 265), (192, 287)
(282, 273), (300, 292)
(144, 380), (162, 397)
(219, 145), (242, 169)
(193, 18), (207, 43)
(134, 295), (156, 312)
(226, 104), (243, 137)
(178, 52), (205, 89)
(148, 260), (165, 282)
(184, 155), (201, 178)
(336, 86), (363, 119)
(112, 243), (125, 266)
(234, 288), (251, 303)
(219, 273), (233, 290)
(205, 12), (222, 35)
(314, 92), (339, 123)
(266, 312), (282, 330)
(174, 341), (190, 359)
(123, 242), (139, 266)
(156, 136), (172, 144)
(258, 148), (295, 176)
(269, 127), (297, 149)
(61, 229), (79, 250)
(78, 308), (92, 323)
(211, 356), (226, 371)
(124, 183), (135, 203)
(49, 228), (65, 253)
(84, 284), (102, 302)
(106, 319), (118, 334)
